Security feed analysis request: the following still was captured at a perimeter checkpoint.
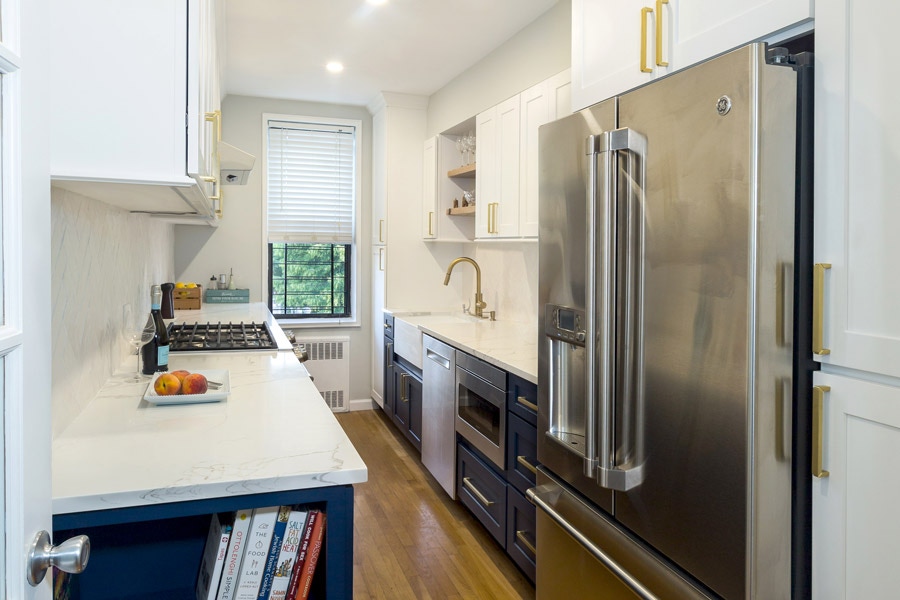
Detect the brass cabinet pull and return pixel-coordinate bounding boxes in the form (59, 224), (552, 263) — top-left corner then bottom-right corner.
(462, 476), (494, 507)
(516, 395), (538, 413)
(487, 202), (499, 234)
(486, 202), (494, 234)
(655, 0), (668, 66)
(640, 7), (654, 73)
(516, 530), (536, 556)
(812, 385), (830, 478)
(517, 455), (538, 475)
(400, 373), (408, 402)
(813, 263), (832, 355)
(379, 219), (384, 243)
(378, 247), (385, 272)
(204, 110), (222, 213)
(428, 211), (434, 236)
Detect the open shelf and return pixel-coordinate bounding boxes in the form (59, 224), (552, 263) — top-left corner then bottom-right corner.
(447, 163), (476, 178)
(447, 205), (476, 216)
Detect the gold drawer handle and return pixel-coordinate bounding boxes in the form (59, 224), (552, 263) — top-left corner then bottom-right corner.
(517, 455), (538, 475)
(462, 476), (494, 507)
(516, 530), (536, 556)
(812, 385), (830, 478)
(813, 263), (831, 355)
(640, 7), (654, 73)
(400, 373), (408, 402)
(516, 395), (538, 412)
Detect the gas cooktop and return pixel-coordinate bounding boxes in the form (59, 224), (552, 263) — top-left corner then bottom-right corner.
(167, 321), (278, 352)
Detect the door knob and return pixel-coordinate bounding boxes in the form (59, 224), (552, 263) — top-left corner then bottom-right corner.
(27, 530), (90, 586)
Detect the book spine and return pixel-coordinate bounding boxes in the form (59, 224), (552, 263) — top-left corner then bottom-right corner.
(233, 506), (280, 600)
(196, 513), (227, 600)
(217, 509), (253, 600)
(206, 526), (233, 600)
(285, 510), (319, 600)
(265, 509), (309, 600)
(294, 513), (326, 600)
(256, 506), (290, 599)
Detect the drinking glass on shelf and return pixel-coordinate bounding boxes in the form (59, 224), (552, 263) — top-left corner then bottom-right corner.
(123, 306), (155, 383)
(456, 137), (466, 167)
(465, 132), (476, 165)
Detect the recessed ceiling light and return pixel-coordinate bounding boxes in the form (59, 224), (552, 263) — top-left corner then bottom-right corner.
(326, 61), (344, 73)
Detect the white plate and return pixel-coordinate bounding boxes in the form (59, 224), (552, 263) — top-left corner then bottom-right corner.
(143, 369), (230, 405)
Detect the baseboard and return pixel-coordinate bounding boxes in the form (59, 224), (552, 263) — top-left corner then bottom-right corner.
(349, 398), (377, 412)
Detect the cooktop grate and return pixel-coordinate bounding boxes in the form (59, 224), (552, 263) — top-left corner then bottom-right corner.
(167, 321), (278, 351)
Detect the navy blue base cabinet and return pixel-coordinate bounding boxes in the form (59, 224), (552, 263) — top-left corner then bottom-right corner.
(53, 485), (354, 600)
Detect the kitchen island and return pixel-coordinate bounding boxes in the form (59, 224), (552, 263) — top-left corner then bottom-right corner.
(52, 305), (367, 599)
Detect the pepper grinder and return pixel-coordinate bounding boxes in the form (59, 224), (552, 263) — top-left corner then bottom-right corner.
(228, 268), (235, 290)
(160, 282), (175, 319)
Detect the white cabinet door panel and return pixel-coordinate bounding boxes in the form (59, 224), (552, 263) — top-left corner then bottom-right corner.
(814, 0), (900, 378)
(812, 372), (900, 599)
(422, 136), (437, 240)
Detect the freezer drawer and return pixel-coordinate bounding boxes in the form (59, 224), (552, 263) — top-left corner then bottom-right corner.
(529, 469), (712, 599)
(457, 442), (507, 547)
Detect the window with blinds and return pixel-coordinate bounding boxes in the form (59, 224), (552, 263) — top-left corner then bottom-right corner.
(265, 116), (359, 319)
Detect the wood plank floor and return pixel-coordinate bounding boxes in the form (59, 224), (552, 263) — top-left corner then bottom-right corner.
(336, 409), (535, 600)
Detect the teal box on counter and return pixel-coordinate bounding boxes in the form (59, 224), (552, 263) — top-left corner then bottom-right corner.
(204, 289), (250, 303)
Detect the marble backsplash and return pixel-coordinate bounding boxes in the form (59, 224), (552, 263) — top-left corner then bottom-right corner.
(51, 187), (174, 437)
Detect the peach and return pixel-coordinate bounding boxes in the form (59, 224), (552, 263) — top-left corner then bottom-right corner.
(170, 370), (191, 382)
(181, 372), (208, 395)
(154, 373), (181, 396)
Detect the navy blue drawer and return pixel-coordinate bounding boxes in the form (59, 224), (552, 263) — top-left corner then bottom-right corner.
(508, 374), (538, 426)
(457, 442), (507, 547)
(506, 412), (538, 495)
(506, 486), (536, 582)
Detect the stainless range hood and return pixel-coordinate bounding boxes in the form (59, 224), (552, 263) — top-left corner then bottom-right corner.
(219, 141), (256, 185)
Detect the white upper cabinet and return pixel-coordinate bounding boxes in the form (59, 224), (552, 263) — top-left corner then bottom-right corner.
(373, 110), (388, 244)
(476, 96), (521, 239)
(49, 0), (221, 221)
(519, 70), (571, 238)
(572, 0), (813, 110)
(814, 0), (900, 379)
(422, 136), (438, 240)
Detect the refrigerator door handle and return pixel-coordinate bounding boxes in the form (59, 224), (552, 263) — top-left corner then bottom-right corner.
(584, 132), (617, 478)
(596, 128), (648, 492)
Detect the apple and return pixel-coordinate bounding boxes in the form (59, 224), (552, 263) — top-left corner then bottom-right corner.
(170, 369), (190, 382)
(154, 373), (182, 396)
(181, 372), (208, 395)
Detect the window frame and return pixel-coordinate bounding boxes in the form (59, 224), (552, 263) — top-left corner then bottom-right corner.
(260, 113), (362, 327)
(267, 242), (352, 319)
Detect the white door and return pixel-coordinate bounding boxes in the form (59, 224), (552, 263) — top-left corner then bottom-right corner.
(7, 0), (54, 597)
(812, 372), (900, 598)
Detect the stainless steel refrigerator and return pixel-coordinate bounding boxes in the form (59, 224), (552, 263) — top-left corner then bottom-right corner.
(531, 42), (814, 599)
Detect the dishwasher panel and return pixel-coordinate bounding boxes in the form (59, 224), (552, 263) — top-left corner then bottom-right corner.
(422, 335), (457, 497)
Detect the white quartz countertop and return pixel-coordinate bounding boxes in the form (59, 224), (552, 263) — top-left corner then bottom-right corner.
(53, 332), (367, 516)
(388, 311), (538, 383)
(168, 302), (294, 352)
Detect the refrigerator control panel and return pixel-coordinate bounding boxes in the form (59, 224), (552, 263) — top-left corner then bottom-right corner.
(544, 304), (586, 346)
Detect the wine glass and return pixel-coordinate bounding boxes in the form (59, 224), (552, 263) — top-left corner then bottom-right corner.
(123, 306), (155, 383)
(455, 137), (466, 167)
(465, 132), (476, 165)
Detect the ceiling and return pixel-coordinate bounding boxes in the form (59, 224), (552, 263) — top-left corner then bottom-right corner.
(223, 0), (560, 107)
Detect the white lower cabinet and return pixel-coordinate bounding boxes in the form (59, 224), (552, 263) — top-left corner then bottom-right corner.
(812, 371), (900, 598)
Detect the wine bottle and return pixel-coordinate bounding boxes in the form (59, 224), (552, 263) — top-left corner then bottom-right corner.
(141, 284), (170, 374)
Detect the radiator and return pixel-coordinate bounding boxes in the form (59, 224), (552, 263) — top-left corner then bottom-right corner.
(295, 336), (350, 412)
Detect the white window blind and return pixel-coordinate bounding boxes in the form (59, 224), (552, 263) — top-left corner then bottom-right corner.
(266, 119), (356, 244)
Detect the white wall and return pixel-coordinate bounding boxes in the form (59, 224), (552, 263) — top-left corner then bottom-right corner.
(426, 0), (571, 138)
(51, 188), (175, 436)
(425, 0), (569, 325)
(174, 95), (374, 402)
